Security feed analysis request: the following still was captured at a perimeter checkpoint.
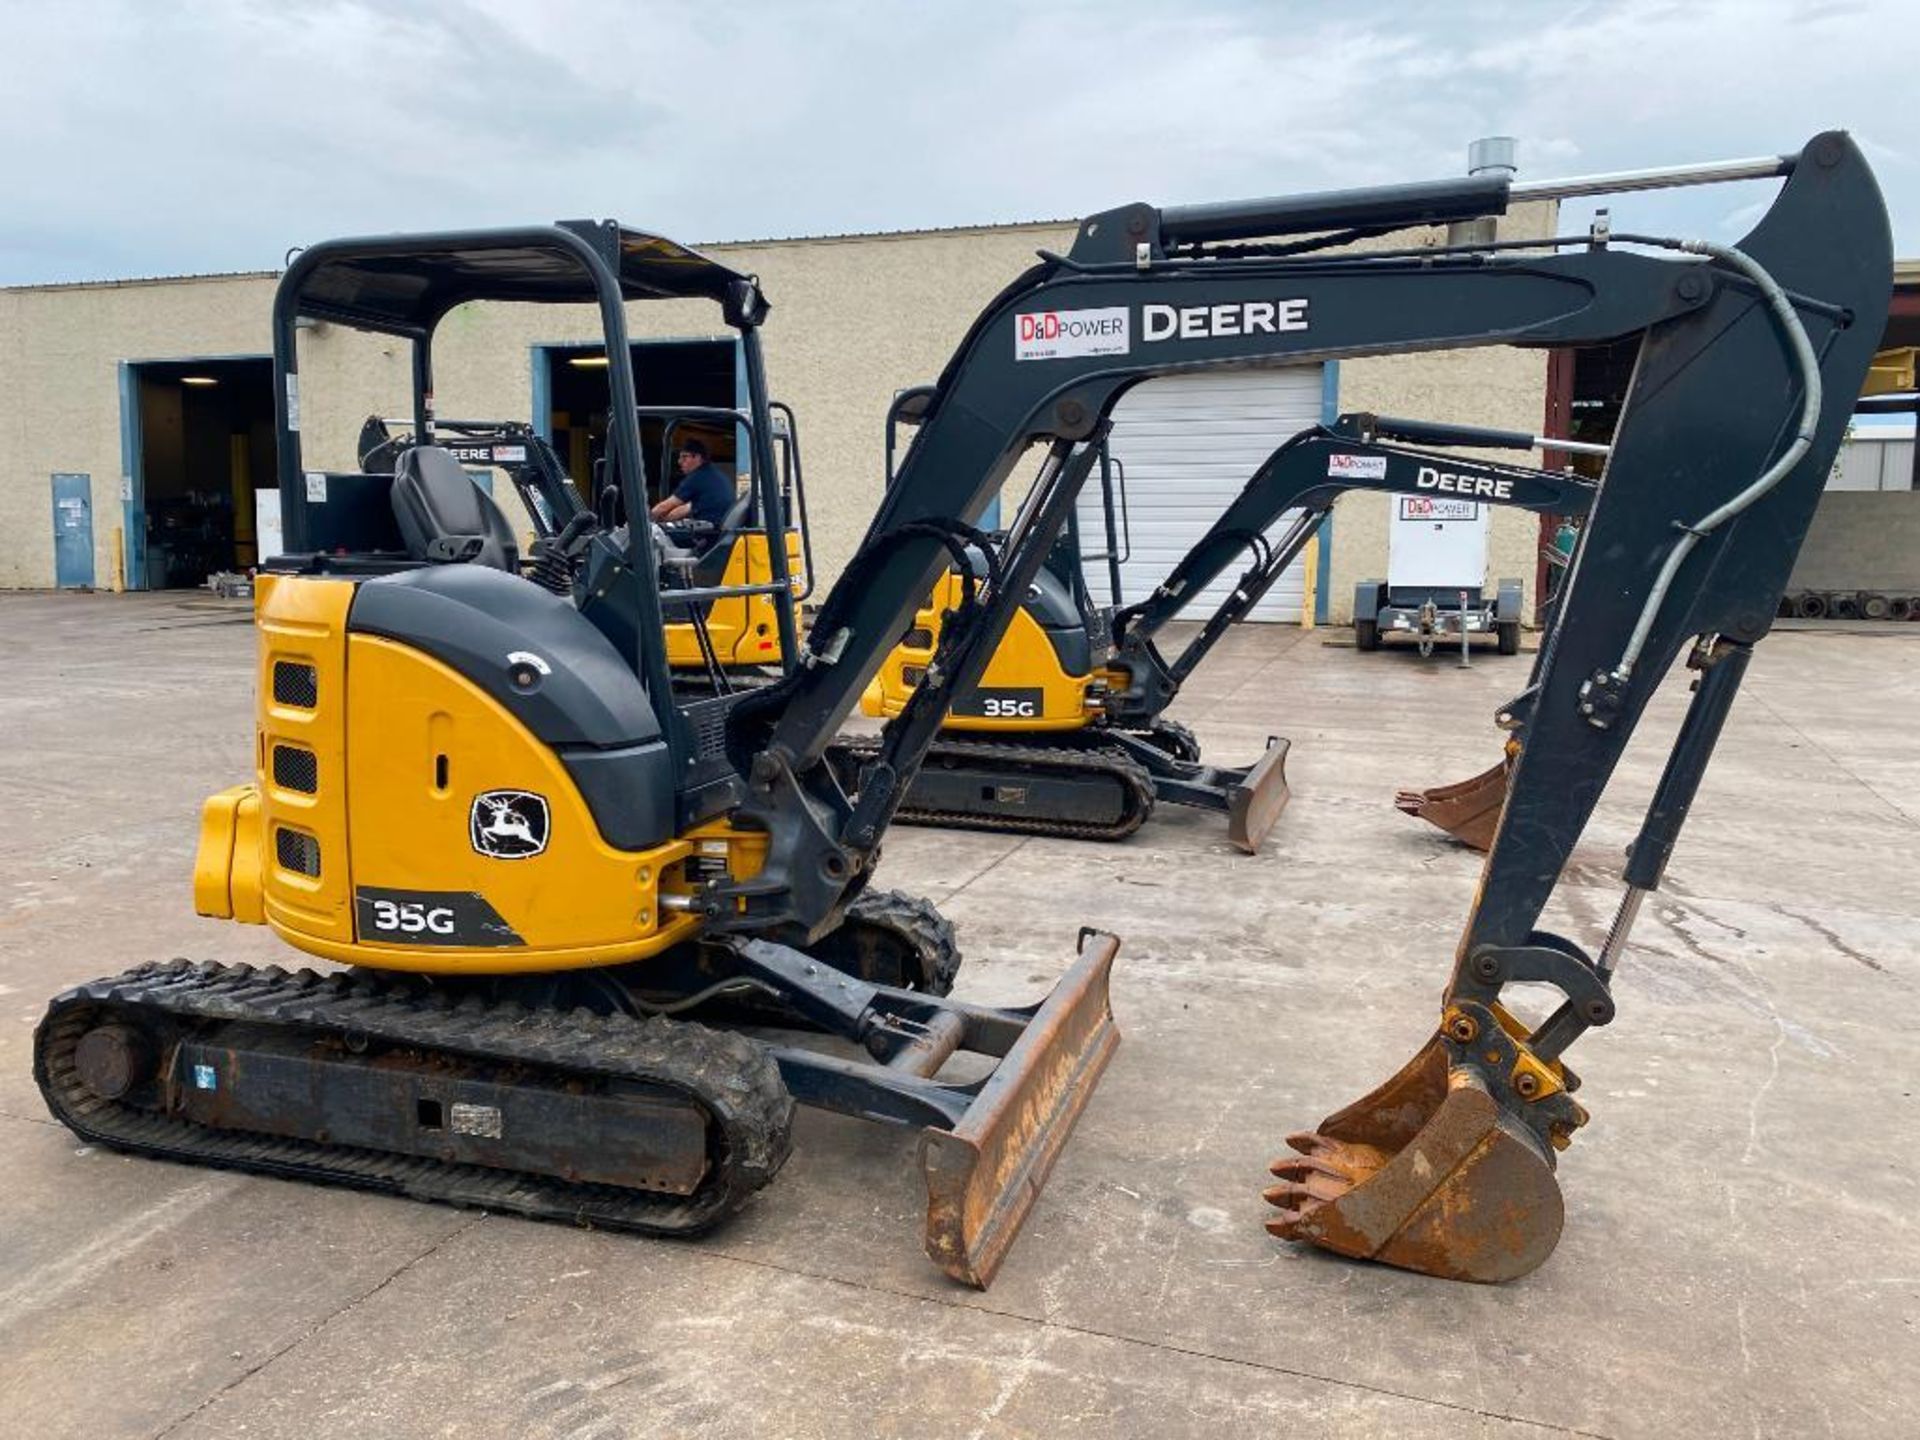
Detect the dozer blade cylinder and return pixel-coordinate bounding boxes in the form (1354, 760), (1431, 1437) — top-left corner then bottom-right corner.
(920, 932), (1120, 1287)
(1393, 757), (1510, 852)
(1226, 736), (1293, 854)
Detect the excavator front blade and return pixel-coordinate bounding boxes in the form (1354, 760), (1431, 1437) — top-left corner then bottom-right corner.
(1263, 1032), (1567, 1283)
(1394, 757), (1510, 852)
(1227, 735), (1293, 854)
(920, 932), (1120, 1287)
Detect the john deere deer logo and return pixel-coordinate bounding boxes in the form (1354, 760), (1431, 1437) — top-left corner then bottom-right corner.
(469, 790), (550, 859)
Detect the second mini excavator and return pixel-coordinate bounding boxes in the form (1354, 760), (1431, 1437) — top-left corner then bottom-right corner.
(33, 133), (1888, 1293)
(850, 412), (1597, 849)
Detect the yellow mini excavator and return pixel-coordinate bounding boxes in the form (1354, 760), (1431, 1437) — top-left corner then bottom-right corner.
(852, 410), (1599, 850)
(34, 134), (1889, 1290)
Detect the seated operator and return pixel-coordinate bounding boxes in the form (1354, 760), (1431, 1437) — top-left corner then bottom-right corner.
(650, 439), (734, 529)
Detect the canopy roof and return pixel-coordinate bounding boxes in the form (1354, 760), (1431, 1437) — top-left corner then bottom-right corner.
(285, 221), (762, 334)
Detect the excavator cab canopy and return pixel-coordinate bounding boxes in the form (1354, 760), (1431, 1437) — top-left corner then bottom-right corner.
(266, 221), (798, 710)
(284, 223), (767, 335)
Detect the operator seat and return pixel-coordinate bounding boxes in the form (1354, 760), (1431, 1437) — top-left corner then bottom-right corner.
(389, 445), (520, 571)
(687, 486), (755, 588)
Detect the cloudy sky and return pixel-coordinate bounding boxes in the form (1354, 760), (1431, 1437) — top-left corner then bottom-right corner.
(2, 0), (1913, 286)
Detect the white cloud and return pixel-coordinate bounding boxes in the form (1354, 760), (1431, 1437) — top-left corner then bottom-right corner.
(0, 0), (1912, 284)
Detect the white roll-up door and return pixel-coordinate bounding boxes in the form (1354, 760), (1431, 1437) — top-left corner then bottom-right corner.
(1078, 365), (1325, 622)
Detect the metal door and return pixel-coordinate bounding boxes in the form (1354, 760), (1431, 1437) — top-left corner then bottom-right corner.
(51, 473), (95, 588)
(1077, 365), (1323, 620)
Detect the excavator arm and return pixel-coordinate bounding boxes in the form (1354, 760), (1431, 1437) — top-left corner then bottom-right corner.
(721, 134), (1886, 966)
(1103, 415), (1598, 729)
(1265, 132), (1891, 1280)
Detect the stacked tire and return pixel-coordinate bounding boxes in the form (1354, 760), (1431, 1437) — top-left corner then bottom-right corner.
(1781, 590), (1920, 621)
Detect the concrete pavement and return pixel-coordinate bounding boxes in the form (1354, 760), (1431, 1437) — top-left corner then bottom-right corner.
(1, 591), (1914, 1439)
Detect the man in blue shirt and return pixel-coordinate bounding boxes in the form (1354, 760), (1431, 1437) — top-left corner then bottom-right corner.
(650, 439), (734, 527)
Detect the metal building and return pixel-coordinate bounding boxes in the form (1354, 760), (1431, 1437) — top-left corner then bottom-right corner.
(0, 212), (1570, 622)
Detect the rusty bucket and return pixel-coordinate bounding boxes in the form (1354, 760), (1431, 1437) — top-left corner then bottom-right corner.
(1394, 756), (1510, 852)
(1264, 1011), (1583, 1283)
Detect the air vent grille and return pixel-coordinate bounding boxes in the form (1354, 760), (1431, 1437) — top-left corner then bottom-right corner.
(274, 827), (321, 877)
(272, 745), (318, 794)
(272, 661), (318, 708)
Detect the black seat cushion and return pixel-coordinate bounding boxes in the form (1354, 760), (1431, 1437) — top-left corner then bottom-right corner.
(390, 446), (520, 571)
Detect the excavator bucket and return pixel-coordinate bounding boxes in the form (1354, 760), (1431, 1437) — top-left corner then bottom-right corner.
(1225, 735), (1293, 853)
(920, 932), (1120, 1287)
(1262, 1031), (1568, 1283)
(1394, 756), (1510, 852)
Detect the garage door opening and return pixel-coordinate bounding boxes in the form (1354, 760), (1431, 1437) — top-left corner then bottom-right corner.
(127, 357), (273, 588)
(542, 340), (740, 510)
(1080, 365), (1326, 623)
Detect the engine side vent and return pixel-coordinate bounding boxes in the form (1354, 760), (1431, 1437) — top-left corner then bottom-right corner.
(272, 745), (318, 794)
(274, 827), (321, 877)
(684, 696), (733, 760)
(273, 661), (318, 708)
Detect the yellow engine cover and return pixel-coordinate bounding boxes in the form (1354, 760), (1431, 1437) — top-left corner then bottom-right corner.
(663, 528), (803, 669)
(193, 572), (764, 976)
(859, 570), (1100, 733)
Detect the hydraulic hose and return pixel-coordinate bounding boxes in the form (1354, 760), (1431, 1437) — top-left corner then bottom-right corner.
(1604, 235), (1824, 682)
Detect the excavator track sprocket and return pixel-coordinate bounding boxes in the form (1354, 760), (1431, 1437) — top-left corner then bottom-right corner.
(36, 960), (794, 1236)
(813, 887), (962, 995)
(1134, 718), (1202, 764)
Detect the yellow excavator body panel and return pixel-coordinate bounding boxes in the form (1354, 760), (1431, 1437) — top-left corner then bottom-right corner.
(860, 570), (1099, 733)
(663, 528), (803, 668)
(193, 572), (767, 975)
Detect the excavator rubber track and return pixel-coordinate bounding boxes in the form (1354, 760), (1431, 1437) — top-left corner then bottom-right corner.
(830, 734), (1156, 842)
(819, 887), (962, 994)
(36, 960), (794, 1237)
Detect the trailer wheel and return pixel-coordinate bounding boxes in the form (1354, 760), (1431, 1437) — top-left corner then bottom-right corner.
(1355, 619), (1380, 652)
(1496, 620), (1521, 656)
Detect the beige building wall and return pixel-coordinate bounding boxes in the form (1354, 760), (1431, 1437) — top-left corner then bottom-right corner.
(0, 209), (1558, 614)
(0, 273), (278, 588)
